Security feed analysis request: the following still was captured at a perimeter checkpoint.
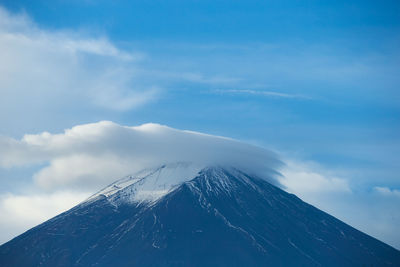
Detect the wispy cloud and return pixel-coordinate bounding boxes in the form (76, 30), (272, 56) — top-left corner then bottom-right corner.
(213, 89), (311, 99)
(374, 186), (400, 197)
(136, 69), (241, 85)
(0, 7), (157, 114)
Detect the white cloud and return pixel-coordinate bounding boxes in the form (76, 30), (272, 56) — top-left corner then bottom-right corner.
(33, 154), (142, 191)
(374, 186), (400, 197)
(0, 7), (157, 116)
(0, 121), (282, 191)
(280, 160), (351, 194)
(0, 191), (90, 245)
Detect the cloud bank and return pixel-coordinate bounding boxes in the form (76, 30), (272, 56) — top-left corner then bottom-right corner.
(0, 121), (282, 191)
(0, 191), (89, 245)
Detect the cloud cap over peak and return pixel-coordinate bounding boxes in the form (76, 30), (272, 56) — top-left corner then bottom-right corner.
(0, 121), (282, 191)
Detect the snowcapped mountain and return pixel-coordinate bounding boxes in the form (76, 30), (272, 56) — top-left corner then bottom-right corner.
(0, 163), (399, 266)
(86, 162), (205, 204)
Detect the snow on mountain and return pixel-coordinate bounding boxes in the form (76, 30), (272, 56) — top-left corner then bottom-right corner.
(86, 162), (205, 204)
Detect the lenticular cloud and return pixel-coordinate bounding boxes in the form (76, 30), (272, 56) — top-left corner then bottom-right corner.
(0, 121), (282, 191)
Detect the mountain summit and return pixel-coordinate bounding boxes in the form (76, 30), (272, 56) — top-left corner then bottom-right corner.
(1, 163), (399, 266)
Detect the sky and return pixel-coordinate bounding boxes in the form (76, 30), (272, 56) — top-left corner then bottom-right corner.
(0, 0), (399, 249)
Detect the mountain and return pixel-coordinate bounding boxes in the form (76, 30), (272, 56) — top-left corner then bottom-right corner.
(0, 163), (399, 266)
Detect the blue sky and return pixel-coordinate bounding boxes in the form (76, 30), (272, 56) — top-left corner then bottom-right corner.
(0, 0), (399, 248)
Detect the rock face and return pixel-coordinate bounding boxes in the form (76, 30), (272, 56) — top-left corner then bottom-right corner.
(0, 164), (399, 266)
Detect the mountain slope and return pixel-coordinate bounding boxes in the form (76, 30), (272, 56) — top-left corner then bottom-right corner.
(0, 165), (399, 266)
